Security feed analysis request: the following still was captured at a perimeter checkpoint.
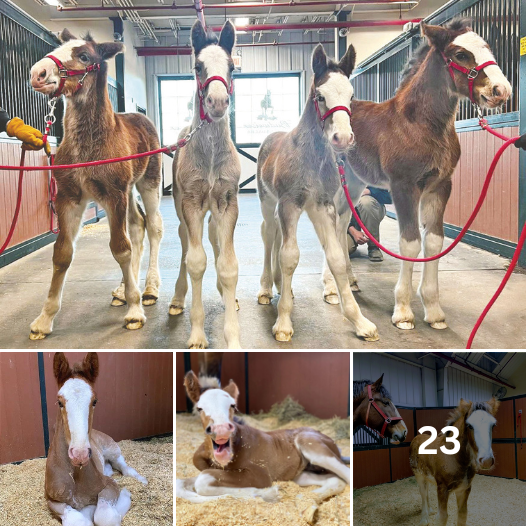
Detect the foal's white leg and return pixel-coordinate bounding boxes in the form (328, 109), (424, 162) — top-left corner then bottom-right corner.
(415, 473), (430, 526)
(137, 183), (164, 306)
(47, 501), (94, 526)
(169, 192), (189, 316)
(273, 201), (302, 342)
(194, 473), (279, 502)
(306, 203), (379, 342)
(176, 477), (227, 503)
(258, 198), (278, 304)
(30, 198), (88, 339)
(109, 454), (148, 485)
(93, 491), (130, 526)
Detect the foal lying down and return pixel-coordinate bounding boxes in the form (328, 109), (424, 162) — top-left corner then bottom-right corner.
(176, 372), (350, 522)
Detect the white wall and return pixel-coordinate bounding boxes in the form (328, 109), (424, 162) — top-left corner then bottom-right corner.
(442, 366), (497, 407)
(122, 21), (147, 114)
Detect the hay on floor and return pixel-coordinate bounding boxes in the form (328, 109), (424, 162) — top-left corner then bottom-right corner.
(353, 475), (526, 526)
(176, 402), (350, 526)
(0, 436), (172, 526)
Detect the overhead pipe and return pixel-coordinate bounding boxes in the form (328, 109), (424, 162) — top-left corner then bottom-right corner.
(57, 1), (419, 12)
(430, 352), (516, 389)
(210, 19), (421, 31)
(135, 39), (335, 55)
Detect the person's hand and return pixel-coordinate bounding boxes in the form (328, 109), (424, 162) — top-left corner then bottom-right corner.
(361, 188), (371, 196)
(514, 134), (526, 151)
(6, 117), (50, 155)
(348, 226), (369, 245)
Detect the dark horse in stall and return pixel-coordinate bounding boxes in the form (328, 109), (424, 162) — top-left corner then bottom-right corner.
(353, 374), (407, 444)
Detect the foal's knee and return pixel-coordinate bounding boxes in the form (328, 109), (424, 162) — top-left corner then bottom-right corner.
(52, 242), (74, 272)
(280, 243), (299, 274)
(94, 501), (122, 526)
(194, 473), (217, 496)
(109, 237), (132, 266)
(217, 254), (238, 288)
(186, 246), (207, 279)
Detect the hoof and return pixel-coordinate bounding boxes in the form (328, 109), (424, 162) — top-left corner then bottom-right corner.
(235, 298), (240, 311)
(324, 293), (340, 305)
(302, 504), (318, 525)
(111, 297), (126, 307)
(29, 330), (48, 340)
(274, 331), (293, 342)
(395, 321), (415, 330)
(124, 319), (144, 330)
(142, 294), (158, 306)
(169, 305), (184, 316)
(350, 283), (361, 292)
(257, 293), (272, 305)
(363, 333), (380, 342)
(188, 338), (208, 349)
(430, 321), (448, 330)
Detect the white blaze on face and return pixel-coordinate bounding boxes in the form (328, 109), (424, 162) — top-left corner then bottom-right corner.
(466, 409), (496, 461)
(452, 32), (511, 97)
(317, 72), (354, 145)
(196, 389), (234, 426)
(59, 378), (93, 449)
(197, 45), (230, 101)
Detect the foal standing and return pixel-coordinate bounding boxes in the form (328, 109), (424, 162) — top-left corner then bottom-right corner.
(169, 21), (241, 349)
(257, 44), (378, 342)
(29, 30), (163, 339)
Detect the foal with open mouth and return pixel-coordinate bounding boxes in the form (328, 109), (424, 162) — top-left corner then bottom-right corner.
(176, 371), (350, 523)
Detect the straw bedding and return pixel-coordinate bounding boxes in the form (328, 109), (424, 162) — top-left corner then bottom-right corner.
(0, 436), (172, 526)
(176, 399), (351, 526)
(353, 474), (526, 526)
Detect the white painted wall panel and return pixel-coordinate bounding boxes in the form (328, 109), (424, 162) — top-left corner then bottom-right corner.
(444, 366), (496, 406)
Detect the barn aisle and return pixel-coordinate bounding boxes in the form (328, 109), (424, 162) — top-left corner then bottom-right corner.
(0, 194), (524, 349)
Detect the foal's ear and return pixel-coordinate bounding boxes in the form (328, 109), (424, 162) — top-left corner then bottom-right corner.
(421, 23), (453, 51)
(191, 20), (208, 56)
(97, 42), (125, 61)
(81, 353), (99, 384)
(459, 398), (473, 415)
(338, 44), (356, 78)
(312, 44), (328, 80)
(59, 28), (78, 43)
(218, 20), (236, 55)
(223, 380), (239, 404)
(185, 371), (202, 404)
(487, 397), (500, 416)
(53, 352), (72, 386)
(372, 373), (384, 391)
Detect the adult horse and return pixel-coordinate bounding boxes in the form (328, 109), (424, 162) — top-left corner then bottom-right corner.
(46, 352), (147, 526)
(257, 43), (378, 343)
(353, 374), (407, 444)
(410, 397), (500, 526)
(176, 371), (349, 523)
(325, 19), (511, 330)
(29, 30), (163, 340)
(169, 21), (241, 349)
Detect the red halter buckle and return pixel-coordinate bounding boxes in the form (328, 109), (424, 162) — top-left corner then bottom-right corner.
(314, 97), (352, 130)
(196, 75), (234, 123)
(45, 54), (101, 98)
(440, 51), (497, 105)
(364, 384), (403, 439)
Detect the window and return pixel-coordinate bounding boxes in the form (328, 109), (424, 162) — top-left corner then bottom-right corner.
(158, 76), (195, 146)
(232, 73), (302, 146)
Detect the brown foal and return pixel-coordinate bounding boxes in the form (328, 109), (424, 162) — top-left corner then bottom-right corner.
(29, 30), (163, 340)
(410, 397), (500, 526)
(327, 19), (511, 331)
(46, 353), (147, 526)
(177, 371), (350, 523)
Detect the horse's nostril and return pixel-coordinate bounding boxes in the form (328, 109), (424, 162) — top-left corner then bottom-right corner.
(493, 85), (502, 97)
(205, 426), (212, 434)
(39, 69), (47, 81)
(206, 96), (213, 105)
(225, 98), (230, 105)
(332, 133), (339, 144)
(88, 448), (92, 458)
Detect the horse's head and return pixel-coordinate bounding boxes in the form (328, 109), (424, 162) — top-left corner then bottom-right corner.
(191, 20), (235, 121)
(455, 397), (500, 470)
(184, 371), (239, 466)
(355, 374), (408, 444)
(311, 43), (356, 152)
(53, 352), (99, 468)
(421, 21), (511, 109)
(30, 29), (124, 98)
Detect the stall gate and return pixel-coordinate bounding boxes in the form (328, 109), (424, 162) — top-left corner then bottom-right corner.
(353, 397), (526, 489)
(351, 0), (525, 265)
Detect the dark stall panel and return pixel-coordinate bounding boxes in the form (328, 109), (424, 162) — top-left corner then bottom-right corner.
(493, 399), (514, 439)
(485, 443), (516, 479)
(44, 352), (172, 443)
(415, 409), (452, 433)
(518, 443), (526, 481)
(0, 353), (45, 464)
(516, 397), (526, 440)
(176, 352), (187, 412)
(249, 352), (350, 419)
(354, 449), (390, 489)
(391, 446), (413, 482)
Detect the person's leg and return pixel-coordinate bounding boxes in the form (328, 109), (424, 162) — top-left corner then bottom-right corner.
(356, 195), (386, 261)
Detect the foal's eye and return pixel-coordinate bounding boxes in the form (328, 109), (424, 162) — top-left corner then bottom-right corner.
(79, 53), (90, 63)
(93, 399), (97, 407)
(194, 64), (202, 74)
(456, 52), (468, 61)
(466, 423), (473, 429)
(316, 94), (325, 102)
(58, 401), (63, 408)
(196, 407), (202, 412)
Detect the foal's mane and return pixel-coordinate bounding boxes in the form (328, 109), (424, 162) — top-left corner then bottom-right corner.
(445, 400), (492, 426)
(353, 379), (392, 400)
(397, 17), (473, 92)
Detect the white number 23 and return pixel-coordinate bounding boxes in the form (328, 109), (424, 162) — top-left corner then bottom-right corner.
(418, 426), (460, 455)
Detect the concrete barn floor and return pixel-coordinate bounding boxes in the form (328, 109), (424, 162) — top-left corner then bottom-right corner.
(0, 194), (525, 349)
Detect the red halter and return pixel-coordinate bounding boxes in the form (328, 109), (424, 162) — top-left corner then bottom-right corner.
(45, 54), (101, 98)
(196, 74), (234, 123)
(364, 384), (403, 439)
(441, 51), (497, 105)
(314, 96), (352, 130)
